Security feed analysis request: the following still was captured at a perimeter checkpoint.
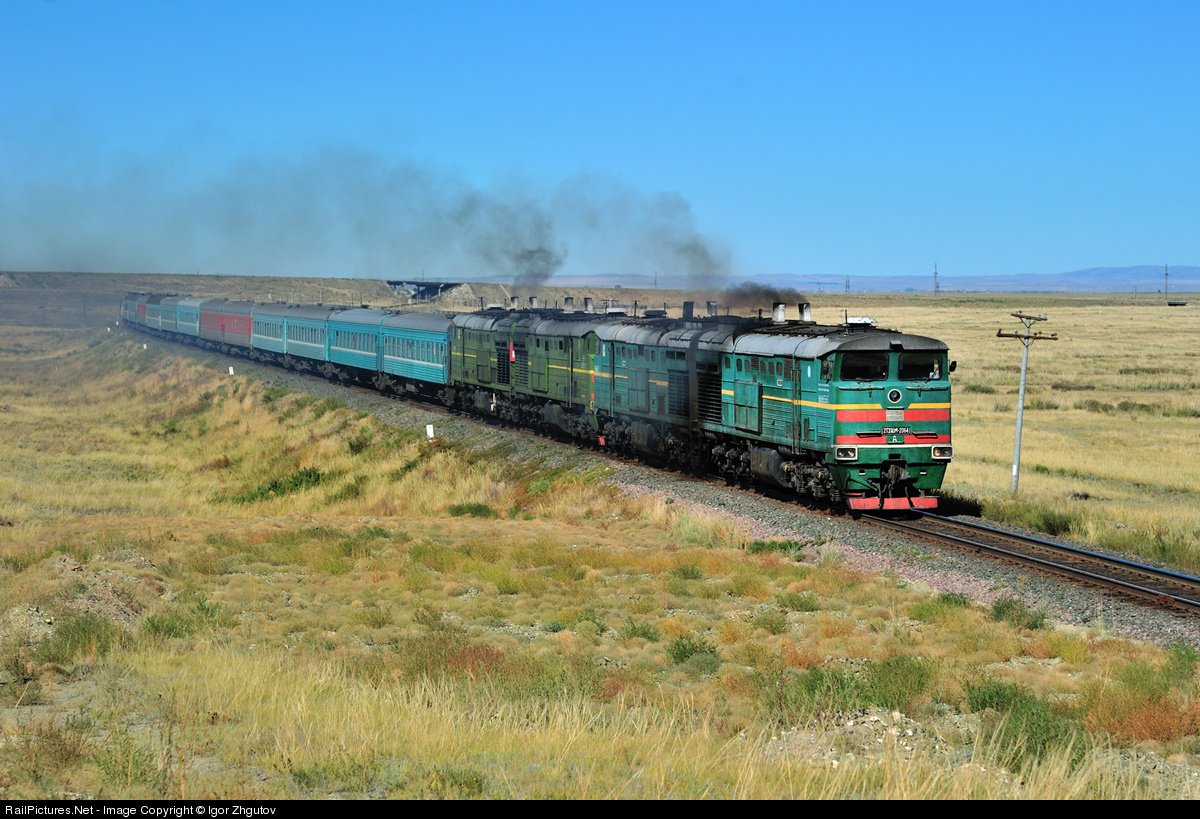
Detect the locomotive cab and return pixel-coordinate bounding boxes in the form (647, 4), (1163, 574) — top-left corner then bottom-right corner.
(826, 337), (952, 511)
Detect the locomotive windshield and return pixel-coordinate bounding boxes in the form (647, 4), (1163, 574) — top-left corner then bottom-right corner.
(840, 352), (888, 381)
(898, 352), (943, 381)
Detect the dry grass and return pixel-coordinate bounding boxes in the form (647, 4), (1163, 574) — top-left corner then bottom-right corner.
(0, 320), (1197, 798)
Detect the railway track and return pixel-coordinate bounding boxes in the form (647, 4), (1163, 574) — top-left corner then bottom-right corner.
(861, 512), (1200, 615)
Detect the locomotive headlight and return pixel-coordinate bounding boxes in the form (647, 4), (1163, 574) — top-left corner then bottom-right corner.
(834, 446), (858, 462)
(931, 445), (954, 460)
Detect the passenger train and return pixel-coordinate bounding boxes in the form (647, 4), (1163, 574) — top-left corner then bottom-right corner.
(121, 292), (954, 511)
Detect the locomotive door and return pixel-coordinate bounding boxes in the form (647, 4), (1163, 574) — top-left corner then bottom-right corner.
(530, 349), (548, 392)
(733, 380), (762, 433)
(629, 368), (649, 411)
(799, 358), (818, 443)
(799, 356), (834, 445)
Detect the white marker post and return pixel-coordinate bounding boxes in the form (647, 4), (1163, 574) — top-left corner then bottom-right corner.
(426, 424), (434, 440)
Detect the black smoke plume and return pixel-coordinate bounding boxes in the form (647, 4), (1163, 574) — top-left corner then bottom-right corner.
(721, 282), (809, 310)
(0, 144), (730, 288)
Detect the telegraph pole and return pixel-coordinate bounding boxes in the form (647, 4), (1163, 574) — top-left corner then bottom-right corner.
(997, 312), (1058, 493)
(934, 264), (939, 296)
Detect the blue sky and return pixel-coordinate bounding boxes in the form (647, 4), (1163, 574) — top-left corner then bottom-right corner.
(2, 1), (1197, 285)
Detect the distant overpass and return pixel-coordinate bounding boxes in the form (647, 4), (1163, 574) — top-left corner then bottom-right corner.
(385, 280), (464, 301)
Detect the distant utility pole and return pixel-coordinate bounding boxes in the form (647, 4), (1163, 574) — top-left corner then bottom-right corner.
(934, 264), (939, 296)
(997, 312), (1058, 494)
(845, 276), (850, 294)
(1165, 263), (1169, 297)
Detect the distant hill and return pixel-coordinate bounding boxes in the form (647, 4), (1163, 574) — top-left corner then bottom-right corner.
(720, 265), (1200, 294)
(551, 265), (1200, 294)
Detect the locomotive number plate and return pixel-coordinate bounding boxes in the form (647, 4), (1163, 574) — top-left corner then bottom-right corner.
(882, 426), (911, 435)
(885, 409), (904, 421)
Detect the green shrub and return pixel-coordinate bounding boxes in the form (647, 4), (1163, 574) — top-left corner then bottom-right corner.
(768, 666), (864, 720)
(747, 540), (803, 556)
(965, 678), (1085, 768)
(753, 610), (789, 635)
(990, 597), (1047, 630)
(310, 397), (346, 419)
(413, 605), (446, 631)
(961, 383), (997, 394)
(327, 475), (367, 503)
(910, 591), (970, 622)
(865, 655), (933, 713)
(277, 394), (316, 422)
(1165, 641), (1198, 684)
(354, 607), (391, 629)
(576, 608), (607, 634)
(619, 619), (661, 642)
(666, 635), (717, 665)
(140, 611), (195, 640)
(447, 502), (497, 518)
(937, 591), (970, 608)
(681, 651), (722, 678)
(966, 678), (1025, 712)
(670, 564), (704, 580)
(262, 386), (291, 404)
(776, 590), (820, 612)
(231, 467), (325, 503)
(34, 614), (124, 665)
(347, 432), (374, 455)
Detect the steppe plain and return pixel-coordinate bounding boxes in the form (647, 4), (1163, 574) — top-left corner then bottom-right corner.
(0, 273), (1197, 798)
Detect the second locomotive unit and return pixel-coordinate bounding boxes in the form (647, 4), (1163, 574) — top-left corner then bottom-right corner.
(122, 293), (953, 511)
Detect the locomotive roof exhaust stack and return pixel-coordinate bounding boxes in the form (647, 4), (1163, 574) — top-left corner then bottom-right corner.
(564, 296), (575, 312)
(510, 296), (519, 310)
(683, 301), (694, 320)
(583, 296), (594, 313)
(529, 296), (539, 309)
(772, 303), (787, 324)
(799, 301), (813, 322)
(706, 300), (718, 317)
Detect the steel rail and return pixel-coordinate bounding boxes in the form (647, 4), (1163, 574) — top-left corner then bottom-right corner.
(917, 512), (1200, 587)
(862, 513), (1200, 615)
